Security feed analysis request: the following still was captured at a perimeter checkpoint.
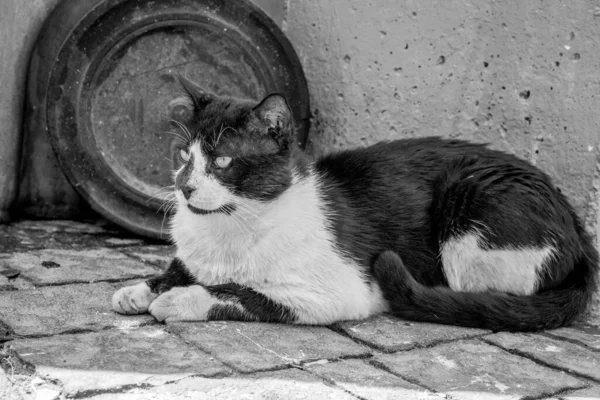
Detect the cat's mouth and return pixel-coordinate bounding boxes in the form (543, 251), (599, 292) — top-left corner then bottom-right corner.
(187, 203), (236, 216)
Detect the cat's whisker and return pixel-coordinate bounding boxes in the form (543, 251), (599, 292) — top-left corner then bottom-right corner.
(165, 130), (189, 145)
(158, 200), (176, 214)
(160, 201), (178, 238)
(162, 197), (177, 208)
(211, 128), (217, 148)
(148, 188), (175, 198)
(232, 205), (262, 227)
(166, 204), (177, 218)
(233, 202), (260, 217)
(169, 119), (192, 142)
(156, 184), (176, 190)
(230, 208), (260, 226)
(215, 123), (228, 147)
(147, 195), (174, 206)
(164, 130), (190, 147)
(146, 188), (176, 204)
(228, 212), (250, 236)
(156, 192), (176, 208)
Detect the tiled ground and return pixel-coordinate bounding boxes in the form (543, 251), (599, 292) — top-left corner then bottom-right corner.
(1, 220), (599, 399)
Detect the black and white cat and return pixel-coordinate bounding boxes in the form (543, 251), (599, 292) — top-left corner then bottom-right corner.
(113, 77), (598, 332)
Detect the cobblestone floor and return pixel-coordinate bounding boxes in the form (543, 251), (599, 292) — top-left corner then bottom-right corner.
(0, 220), (599, 399)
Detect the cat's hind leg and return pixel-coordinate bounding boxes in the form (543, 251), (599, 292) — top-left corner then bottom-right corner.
(372, 157), (598, 331)
(432, 157), (561, 295)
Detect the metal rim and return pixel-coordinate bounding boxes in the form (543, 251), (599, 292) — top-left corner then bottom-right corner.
(43, 0), (310, 239)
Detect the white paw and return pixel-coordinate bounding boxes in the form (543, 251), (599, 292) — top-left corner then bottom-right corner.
(148, 286), (213, 323)
(112, 282), (158, 314)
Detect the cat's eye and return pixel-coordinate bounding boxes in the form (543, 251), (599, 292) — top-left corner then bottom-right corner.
(179, 149), (190, 162)
(214, 156), (232, 169)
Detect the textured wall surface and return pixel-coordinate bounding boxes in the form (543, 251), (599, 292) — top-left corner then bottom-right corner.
(1, 0), (75, 220)
(0, 0), (63, 220)
(284, 0), (600, 243)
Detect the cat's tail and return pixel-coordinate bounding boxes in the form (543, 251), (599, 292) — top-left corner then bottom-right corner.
(373, 246), (598, 332)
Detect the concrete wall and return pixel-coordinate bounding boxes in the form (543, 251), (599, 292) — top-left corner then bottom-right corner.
(0, 0), (63, 221)
(283, 0), (600, 248)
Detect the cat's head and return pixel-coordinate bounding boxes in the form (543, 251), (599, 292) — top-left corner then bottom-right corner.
(168, 75), (298, 217)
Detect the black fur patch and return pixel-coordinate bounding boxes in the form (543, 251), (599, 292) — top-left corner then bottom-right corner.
(205, 283), (297, 323)
(146, 258), (196, 295)
(315, 139), (450, 286)
(207, 304), (255, 321)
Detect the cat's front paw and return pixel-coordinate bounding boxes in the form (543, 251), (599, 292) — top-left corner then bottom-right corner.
(148, 285), (213, 323)
(112, 282), (158, 314)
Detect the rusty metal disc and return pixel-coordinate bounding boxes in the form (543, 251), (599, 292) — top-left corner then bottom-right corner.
(37, 0), (309, 240)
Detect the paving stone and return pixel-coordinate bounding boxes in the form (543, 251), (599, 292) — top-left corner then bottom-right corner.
(6, 277), (35, 290)
(0, 228), (100, 252)
(10, 220), (122, 235)
(0, 224), (150, 253)
(305, 358), (444, 399)
(0, 370), (23, 400)
(12, 326), (226, 374)
(103, 237), (147, 247)
(0, 260), (27, 291)
(86, 368), (356, 400)
(123, 245), (175, 268)
(168, 321), (371, 373)
(1, 227), (52, 252)
(0, 274), (11, 290)
(0, 281), (154, 336)
(547, 325), (600, 350)
(562, 385), (600, 399)
(0, 345), (36, 376)
(336, 314), (488, 352)
(0, 368), (53, 400)
(485, 333), (600, 382)
(373, 339), (584, 399)
(0, 320), (15, 342)
(11, 326), (229, 397)
(3, 248), (160, 285)
(0, 256), (20, 277)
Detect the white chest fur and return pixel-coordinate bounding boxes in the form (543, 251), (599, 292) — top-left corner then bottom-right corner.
(170, 172), (388, 324)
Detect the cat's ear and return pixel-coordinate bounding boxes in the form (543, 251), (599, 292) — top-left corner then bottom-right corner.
(167, 96), (194, 122)
(253, 94), (292, 132)
(176, 74), (213, 111)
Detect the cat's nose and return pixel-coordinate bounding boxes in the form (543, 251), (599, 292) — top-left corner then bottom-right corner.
(180, 185), (195, 200)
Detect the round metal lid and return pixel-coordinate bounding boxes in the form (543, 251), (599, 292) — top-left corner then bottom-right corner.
(40, 0), (310, 240)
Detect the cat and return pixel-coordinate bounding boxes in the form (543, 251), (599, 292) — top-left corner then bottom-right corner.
(112, 76), (598, 332)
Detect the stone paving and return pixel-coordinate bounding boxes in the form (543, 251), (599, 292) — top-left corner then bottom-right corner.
(0, 220), (599, 399)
